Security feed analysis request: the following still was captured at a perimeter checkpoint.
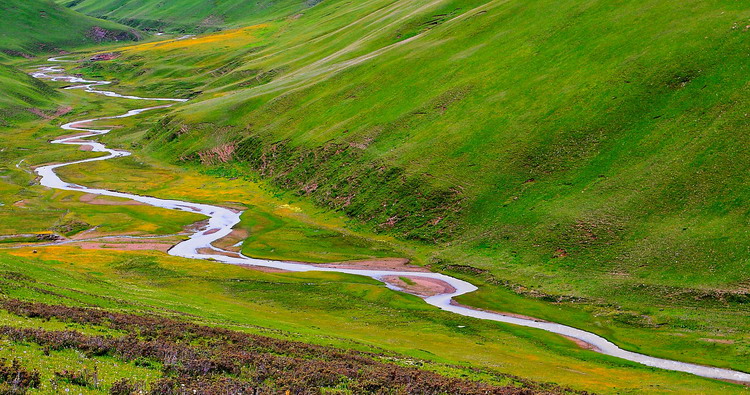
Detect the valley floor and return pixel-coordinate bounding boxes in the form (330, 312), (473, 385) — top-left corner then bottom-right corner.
(0, 52), (745, 393)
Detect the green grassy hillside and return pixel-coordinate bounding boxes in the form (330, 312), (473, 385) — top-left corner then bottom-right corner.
(0, 65), (56, 112)
(4, 0), (750, 391)
(0, 63), (58, 133)
(59, 0), (317, 32)
(0, 0), (139, 57)
(59, 0), (750, 376)
(1, 87), (738, 393)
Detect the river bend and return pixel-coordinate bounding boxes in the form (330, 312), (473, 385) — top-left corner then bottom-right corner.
(28, 62), (750, 384)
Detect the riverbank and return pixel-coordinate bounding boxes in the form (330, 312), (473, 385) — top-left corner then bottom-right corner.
(28, 61), (750, 385)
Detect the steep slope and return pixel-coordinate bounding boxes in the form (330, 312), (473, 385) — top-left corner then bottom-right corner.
(0, 64), (56, 110)
(59, 0), (317, 32)
(0, 64), (58, 129)
(0, 0), (140, 57)
(67, 0), (750, 374)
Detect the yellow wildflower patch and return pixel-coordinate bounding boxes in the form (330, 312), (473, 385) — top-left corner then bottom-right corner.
(117, 23), (270, 54)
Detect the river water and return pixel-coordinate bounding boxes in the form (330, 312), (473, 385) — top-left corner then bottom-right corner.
(29, 62), (750, 384)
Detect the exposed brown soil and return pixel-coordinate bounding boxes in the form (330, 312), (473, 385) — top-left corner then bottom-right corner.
(381, 275), (456, 297)
(196, 247), (241, 258)
(67, 121), (92, 129)
(212, 228), (249, 252)
(28, 108), (51, 119)
(75, 241), (174, 252)
(56, 131), (95, 140)
(27, 106), (72, 120)
(79, 193), (143, 206)
(90, 53), (120, 61)
(69, 230), (141, 240)
(561, 335), (599, 351)
(700, 338), (734, 344)
(319, 258), (428, 272)
(183, 219), (210, 233)
(450, 300), (549, 323)
(243, 265), (289, 273)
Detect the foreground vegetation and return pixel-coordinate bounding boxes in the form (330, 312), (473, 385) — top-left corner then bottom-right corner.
(0, 241), (744, 394)
(2, 299), (554, 394)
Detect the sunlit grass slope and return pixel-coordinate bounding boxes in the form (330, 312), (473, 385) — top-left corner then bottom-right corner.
(59, 0), (317, 33)
(0, 98), (735, 393)
(0, 0), (139, 57)
(64, 0), (750, 376)
(0, 64), (56, 113)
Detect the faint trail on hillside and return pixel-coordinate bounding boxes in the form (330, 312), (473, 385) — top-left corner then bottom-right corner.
(205, 0), (506, 102)
(26, 61), (750, 384)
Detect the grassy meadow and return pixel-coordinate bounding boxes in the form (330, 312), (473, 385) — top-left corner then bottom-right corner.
(0, 0), (747, 392)
(46, 0), (750, 378)
(0, 242), (744, 394)
(0, 69), (743, 392)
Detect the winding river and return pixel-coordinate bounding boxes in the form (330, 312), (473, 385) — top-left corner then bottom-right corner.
(28, 61), (750, 384)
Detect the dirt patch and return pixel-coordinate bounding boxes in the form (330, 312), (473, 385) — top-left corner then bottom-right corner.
(227, 205), (246, 213)
(90, 53), (120, 61)
(382, 275), (456, 297)
(243, 265), (289, 273)
(1, 49), (33, 59)
(184, 219), (210, 233)
(54, 131), (94, 140)
(68, 121), (93, 129)
(212, 228), (249, 252)
(196, 247), (241, 258)
(55, 106), (73, 117)
(75, 241), (174, 252)
(79, 193), (143, 206)
(28, 108), (52, 120)
(700, 338), (734, 344)
(79, 145), (94, 151)
(321, 258), (427, 272)
(449, 300), (549, 323)
(195, 247), (289, 273)
(27, 106), (72, 120)
(69, 230), (141, 240)
(12, 200), (29, 208)
(561, 335), (599, 351)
